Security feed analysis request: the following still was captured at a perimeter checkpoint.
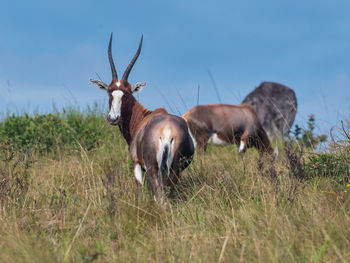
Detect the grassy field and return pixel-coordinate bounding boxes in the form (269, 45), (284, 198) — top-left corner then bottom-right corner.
(0, 109), (349, 262)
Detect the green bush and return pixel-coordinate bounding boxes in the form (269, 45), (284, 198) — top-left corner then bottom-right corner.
(306, 151), (350, 183)
(0, 107), (114, 156)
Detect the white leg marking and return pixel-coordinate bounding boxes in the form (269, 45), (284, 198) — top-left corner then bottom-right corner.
(134, 164), (143, 185)
(208, 133), (229, 146)
(188, 129), (197, 148)
(239, 140), (245, 152)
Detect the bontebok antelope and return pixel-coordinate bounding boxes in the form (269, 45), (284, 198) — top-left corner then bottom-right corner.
(183, 104), (275, 155)
(90, 34), (194, 203)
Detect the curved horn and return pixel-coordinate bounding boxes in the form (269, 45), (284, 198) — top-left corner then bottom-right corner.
(108, 32), (118, 80)
(122, 35), (143, 81)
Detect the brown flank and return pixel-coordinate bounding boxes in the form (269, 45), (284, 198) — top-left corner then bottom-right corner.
(183, 103), (274, 155)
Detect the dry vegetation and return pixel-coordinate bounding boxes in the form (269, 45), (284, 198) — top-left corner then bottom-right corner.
(0, 109), (349, 262)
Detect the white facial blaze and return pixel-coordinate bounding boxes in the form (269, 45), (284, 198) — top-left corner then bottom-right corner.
(116, 81), (121, 87)
(109, 90), (124, 120)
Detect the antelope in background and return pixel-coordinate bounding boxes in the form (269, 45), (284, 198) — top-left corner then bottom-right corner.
(90, 33), (194, 203)
(183, 104), (276, 156)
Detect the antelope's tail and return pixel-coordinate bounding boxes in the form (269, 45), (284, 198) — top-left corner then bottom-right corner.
(157, 137), (174, 186)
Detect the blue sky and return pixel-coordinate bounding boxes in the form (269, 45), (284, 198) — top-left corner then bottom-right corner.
(0, 0), (349, 135)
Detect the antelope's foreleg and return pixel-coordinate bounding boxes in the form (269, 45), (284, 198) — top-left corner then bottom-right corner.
(133, 163), (143, 198)
(197, 134), (210, 152)
(239, 130), (249, 153)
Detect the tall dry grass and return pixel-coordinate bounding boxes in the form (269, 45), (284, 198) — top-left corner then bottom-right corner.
(0, 111), (349, 262)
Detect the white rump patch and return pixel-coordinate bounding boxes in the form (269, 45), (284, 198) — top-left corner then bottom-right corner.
(239, 140), (245, 152)
(109, 90), (124, 120)
(134, 164), (143, 185)
(163, 128), (171, 141)
(208, 133), (229, 146)
(188, 129), (197, 148)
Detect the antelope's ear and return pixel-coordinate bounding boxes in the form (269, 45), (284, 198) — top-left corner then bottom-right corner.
(89, 78), (108, 91)
(131, 82), (146, 94)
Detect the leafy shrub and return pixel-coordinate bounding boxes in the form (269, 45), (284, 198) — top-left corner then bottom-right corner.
(306, 152), (350, 184)
(306, 122), (350, 184)
(0, 107), (114, 157)
(0, 113), (66, 154)
(289, 116), (349, 183)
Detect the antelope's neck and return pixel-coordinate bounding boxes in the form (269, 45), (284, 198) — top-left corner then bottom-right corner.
(119, 95), (151, 145)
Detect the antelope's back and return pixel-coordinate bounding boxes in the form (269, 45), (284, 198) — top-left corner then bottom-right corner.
(184, 104), (260, 132)
(135, 113), (194, 167)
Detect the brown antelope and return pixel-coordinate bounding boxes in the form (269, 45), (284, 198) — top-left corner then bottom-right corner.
(90, 33), (194, 203)
(183, 104), (276, 156)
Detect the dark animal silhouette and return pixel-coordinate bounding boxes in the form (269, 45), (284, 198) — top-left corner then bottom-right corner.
(242, 82), (297, 138)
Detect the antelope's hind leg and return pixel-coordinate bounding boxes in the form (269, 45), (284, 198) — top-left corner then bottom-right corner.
(147, 166), (167, 205)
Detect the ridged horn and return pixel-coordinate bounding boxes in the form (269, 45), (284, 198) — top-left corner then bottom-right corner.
(122, 35), (143, 81)
(108, 32), (118, 80)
